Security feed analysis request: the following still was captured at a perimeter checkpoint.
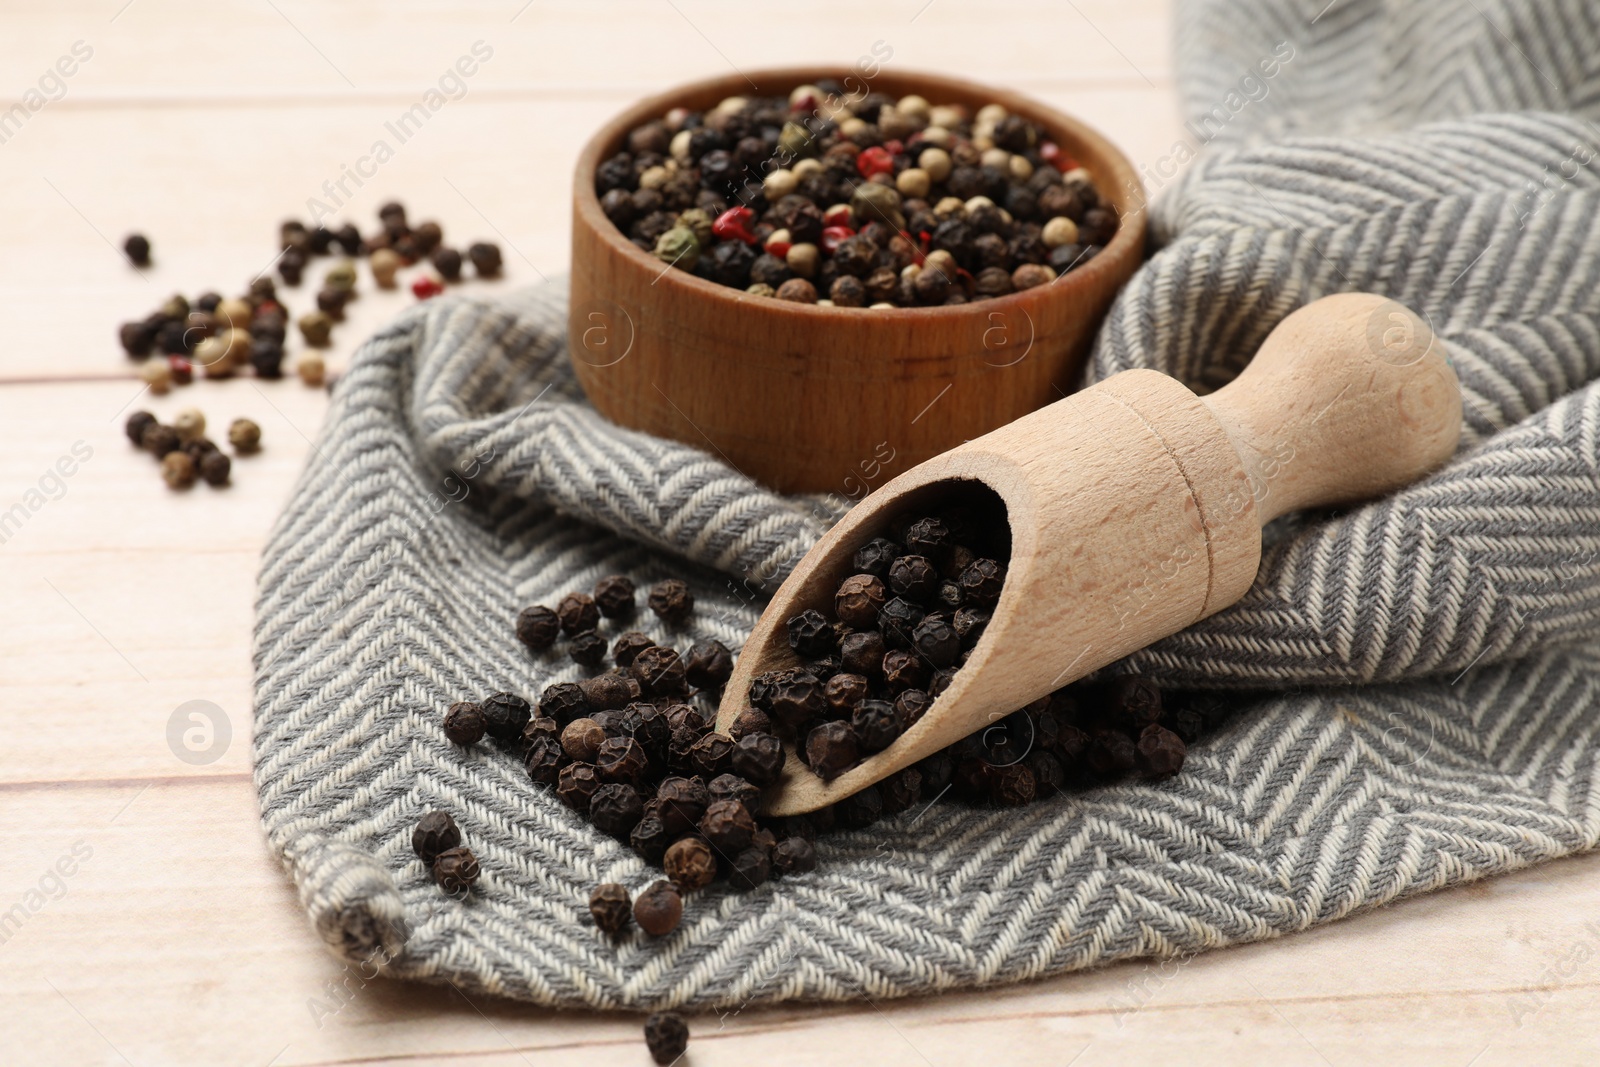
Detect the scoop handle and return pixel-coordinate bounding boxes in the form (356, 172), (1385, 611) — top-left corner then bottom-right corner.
(1202, 293), (1461, 524)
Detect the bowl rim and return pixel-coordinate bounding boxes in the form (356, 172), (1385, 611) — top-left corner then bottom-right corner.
(571, 65), (1146, 322)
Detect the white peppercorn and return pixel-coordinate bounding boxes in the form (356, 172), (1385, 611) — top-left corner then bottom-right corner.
(139, 358), (172, 395)
(297, 352), (327, 386)
(1042, 216), (1081, 248)
(785, 242), (819, 279)
(763, 169), (798, 200)
(917, 146), (952, 182)
(173, 408), (206, 443)
(214, 297), (252, 330)
(1009, 154), (1035, 181)
(370, 248), (401, 289)
(897, 93), (930, 121)
(792, 158), (824, 180)
(976, 103), (1008, 125)
(895, 168), (931, 199)
(933, 196), (965, 217)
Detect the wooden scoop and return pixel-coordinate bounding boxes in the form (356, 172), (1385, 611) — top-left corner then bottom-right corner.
(716, 293), (1462, 816)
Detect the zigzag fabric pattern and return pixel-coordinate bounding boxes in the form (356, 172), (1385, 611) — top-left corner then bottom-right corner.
(254, 0), (1600, 1009)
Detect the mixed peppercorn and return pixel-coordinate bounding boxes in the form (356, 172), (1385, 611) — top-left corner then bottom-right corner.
(116, 202), (504, 391)
(595, 82), (1117, 306)
(124, 409), (261, 490)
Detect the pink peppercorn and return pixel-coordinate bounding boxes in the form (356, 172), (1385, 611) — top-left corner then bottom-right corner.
(712, 206), (758, 244)
(1040, 141), (1079, 172)
(821, 226), (855, 254)
(412, 276), (445, 300)
(822, 203), (854, 228)
(856, 146), (894, 179)
(168, 356), (193, 384)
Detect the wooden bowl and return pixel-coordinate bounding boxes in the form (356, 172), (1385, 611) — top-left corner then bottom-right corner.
(569, 67), (1145, 495)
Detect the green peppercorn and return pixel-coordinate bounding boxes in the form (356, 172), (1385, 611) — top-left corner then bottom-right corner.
(324, 260), (358, 292)
(653, 226), (700, 270)
(227, 418), (262, 453)
(297, 311), (333, 348)
(160, 450), (197, 490)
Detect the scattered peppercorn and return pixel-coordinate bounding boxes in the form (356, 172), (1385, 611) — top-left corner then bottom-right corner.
(643, 1012), (689, 1065)
(516, 604), (561, 650)
(160, 450), (197, 489)
(467, 242), (503, 278)
(412, 810), (461, 864)
(592, 574), (636, 619)
(589, 882), (632, 935)
(633, 880), (683, 936)
(647, 579), (694, 624)
(123, 233), (151, 267)
(227, 417), (262, 453)
(443, 701), (487, 746)
(433, 846), (480, 895)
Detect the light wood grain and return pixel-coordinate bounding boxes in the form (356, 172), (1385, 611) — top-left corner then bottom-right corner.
(1, 1), (1594, 1064)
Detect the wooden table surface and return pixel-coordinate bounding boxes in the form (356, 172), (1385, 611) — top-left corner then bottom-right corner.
(3, 2), (1596, 1063)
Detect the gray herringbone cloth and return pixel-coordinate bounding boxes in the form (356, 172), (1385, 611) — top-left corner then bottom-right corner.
(254, 0), (1600, 1009)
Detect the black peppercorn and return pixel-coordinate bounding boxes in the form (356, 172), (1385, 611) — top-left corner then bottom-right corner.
(123, 233), (151, 267)
(726, 846), (772, 891)
(888, 555), (940, 605)
(537, 681), (590, 725)
(728, 707), (772, 741)
(589, 782), (645, 837)
(805, 720), (859, 779)
(699, 797), (755, 853)
(959, 558), (1006, 607)
(840, 631), (886, 677)
(990, 763), (1038, 806)
(953, 607), (991, 648)
(852, 700), (901, 753)
(773, 836), (817, 876)
(824, 672), (870, 713)
(643, 1011), (689, 1064)
(881, 649), (930, 693)
(1137, 723), (1186, 778)
(579, 672), (636, 712)
(834, 574), (886, 628)
(465, 241), (503, 278)
(624, 702), (672, 761)
(630, 808), (671, 863)
(878, 597), (927, 651)
(480, 691), (532, 741)
(433, 846), (480, 895)
(730, 732), (785, 786)
(568, 629), (608, 667)
(765, 670), (826, 726)
(197, 451), (231, 486)
(689, 731), (735, 778)
(853, 537), (902, 578)
(556, 762), (602, 812)
(664, 836), (717, 891)
(607, 631), (653, 669)
(590, 882), (632, 935)
(707, 772), (761, 815)
(929, 666), (958, 697)
(555, 592), (600, 635)
(1087, 729), (1138, 775)
(142, 422), (181, 457)
(911, 615), (962, 668)
(525, 735), (564, 784)
(562, 718), (608, 763)
(596, 735), (650, 783)
(894, 688), (933, 728)
(647, 579), (694, 623)
(655, 775), (710, 836)
(786, 609), (834, 658)
(591, 574), (636, 619)
(836, 783), (884, 829)
(125, 411), (157, 446)
(631, 645), (687, 696)
(119, 321), (156, 358)
(516, 605), (560, 650)
(634, 880), (683, 936)
(443, 701), (487, 746)
(1108, 675), (1162, 729)
(681, 639), (733, 690)
(412, 810), (461, 864)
